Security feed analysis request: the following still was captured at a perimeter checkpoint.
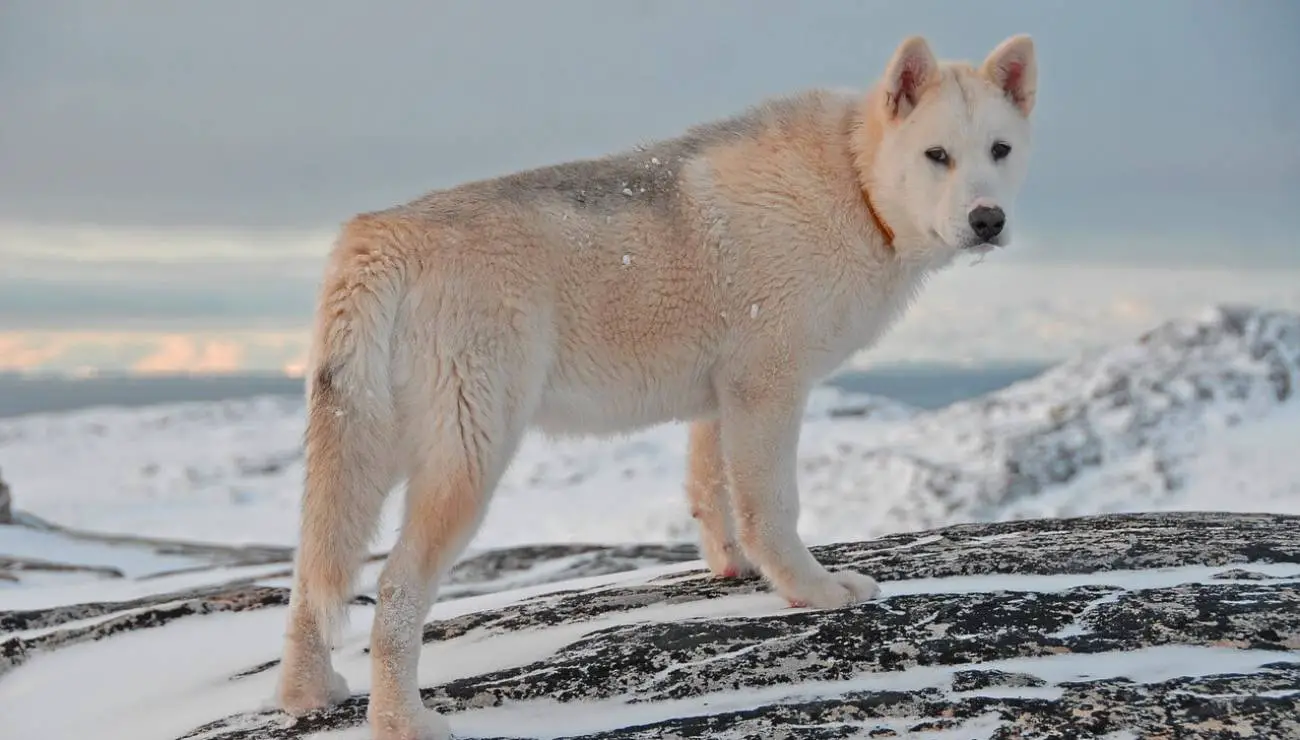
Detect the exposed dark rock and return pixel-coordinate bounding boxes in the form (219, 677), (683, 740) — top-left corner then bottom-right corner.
(0, 533), (699, 681)
(0, 586), (299, 677)
(0, 555), (123, 581)
(12, 511), (297, 568)
(133, 512), (1300, 739)
(0, 468), (11, 524)
(950, 668), (1047, 692)
(444, 542), (701, 597)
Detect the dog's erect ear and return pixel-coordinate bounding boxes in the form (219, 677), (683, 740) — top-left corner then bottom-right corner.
(981, 34), (1037, 116)
(881, 35), (938, 121)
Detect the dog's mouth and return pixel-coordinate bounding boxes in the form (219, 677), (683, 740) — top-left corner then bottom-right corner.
(962, 236), (1006, 253)
(931, 229), (1007, 254)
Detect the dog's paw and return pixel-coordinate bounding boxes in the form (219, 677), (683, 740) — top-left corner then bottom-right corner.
(370, 706), (452, 740)
(700, 536), (758, 580)
(277, 667), (351, 716)
(784, 570), (881, 609)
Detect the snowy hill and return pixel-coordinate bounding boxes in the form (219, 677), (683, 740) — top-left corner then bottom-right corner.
(1, 304), (1298, 552)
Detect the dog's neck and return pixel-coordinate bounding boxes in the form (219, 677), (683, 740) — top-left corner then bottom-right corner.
(845, 94), (899, 251)
(845, 91), (960, 272)
(859, 185), (895, 248)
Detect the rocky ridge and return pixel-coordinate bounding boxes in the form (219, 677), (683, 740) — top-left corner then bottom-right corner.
(0, 468), (11, 525)
(4, 512), (1299, 739)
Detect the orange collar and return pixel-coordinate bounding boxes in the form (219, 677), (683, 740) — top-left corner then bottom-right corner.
(862, 186), (895, 247)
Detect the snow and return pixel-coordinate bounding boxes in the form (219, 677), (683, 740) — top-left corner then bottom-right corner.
(1, 607), (301, 740)
(880, 562), (1300, 600)
(1, 526), (202, 580)
(0, 559), (291, 612)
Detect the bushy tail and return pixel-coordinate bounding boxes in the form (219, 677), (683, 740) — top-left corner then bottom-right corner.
(292, 216), (407, 644)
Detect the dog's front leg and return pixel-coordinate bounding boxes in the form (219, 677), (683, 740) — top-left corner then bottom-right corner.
(719, 375), (880, 609)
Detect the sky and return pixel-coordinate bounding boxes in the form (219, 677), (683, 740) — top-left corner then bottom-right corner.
(1, 1), (1298, 375)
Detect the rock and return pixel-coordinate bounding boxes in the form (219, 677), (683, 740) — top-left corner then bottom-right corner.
(0, 536), (698, 680)
(443, 542), (701, 597)
(7, 512), (1295, 739)
(0, 468), (11, 524)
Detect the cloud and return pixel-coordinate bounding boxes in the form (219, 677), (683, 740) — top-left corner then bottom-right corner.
(0, 335), (71, 371)
(1, 1), (1297, 356)
(1, 1), (1296, 233)
(0, 330), (308, 376)
(0, 222), (325, 329)
(131, 337), (247, 374)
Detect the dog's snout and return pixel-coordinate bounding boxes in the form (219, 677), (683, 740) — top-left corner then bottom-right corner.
(968, 206), (1006, 241)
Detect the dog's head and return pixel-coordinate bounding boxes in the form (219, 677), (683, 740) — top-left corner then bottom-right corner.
(860, 35), (1037, 261)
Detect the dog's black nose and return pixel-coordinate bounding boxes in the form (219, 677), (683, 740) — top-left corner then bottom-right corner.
(968, 206), (1006, 241)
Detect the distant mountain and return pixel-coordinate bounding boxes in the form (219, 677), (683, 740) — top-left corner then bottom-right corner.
(0, 306), (1297, 551)
(793, 304), (1300, 540)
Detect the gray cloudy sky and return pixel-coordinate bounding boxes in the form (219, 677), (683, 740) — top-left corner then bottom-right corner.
(1, 1), (1298, 372)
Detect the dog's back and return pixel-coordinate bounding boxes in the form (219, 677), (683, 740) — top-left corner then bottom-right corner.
(317, 89), (881, 435)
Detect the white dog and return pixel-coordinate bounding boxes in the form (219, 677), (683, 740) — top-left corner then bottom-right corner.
(276, 33), (1038, 740)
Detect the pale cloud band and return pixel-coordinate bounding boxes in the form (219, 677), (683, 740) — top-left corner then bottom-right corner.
(5, 264), (1299, 376)
(0, 330), (308, 376)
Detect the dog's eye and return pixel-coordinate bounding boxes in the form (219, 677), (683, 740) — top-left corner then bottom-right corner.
(991, 141), (1012, 161)
(924, 147), (949, 165)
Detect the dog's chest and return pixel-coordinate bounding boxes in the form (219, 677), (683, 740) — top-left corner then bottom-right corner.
(809, 266), (922, 371)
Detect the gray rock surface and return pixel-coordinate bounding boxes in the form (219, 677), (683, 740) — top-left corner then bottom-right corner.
(6, 512), (1295, 739)
(0, 537), (697, 680)
(0, 468), (11, 524)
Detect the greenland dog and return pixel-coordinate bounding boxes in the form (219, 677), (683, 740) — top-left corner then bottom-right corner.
(277, 33), (1039, 739)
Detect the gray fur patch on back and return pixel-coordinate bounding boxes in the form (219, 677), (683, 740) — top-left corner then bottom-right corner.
(488, 92), (825, 214)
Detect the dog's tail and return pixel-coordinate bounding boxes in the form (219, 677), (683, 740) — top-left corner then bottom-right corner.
(292, 214), (407, 644)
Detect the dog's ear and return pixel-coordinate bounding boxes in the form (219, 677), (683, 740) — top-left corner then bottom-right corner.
(981, 34), (1037, 116)
(881, 35), (938, 121)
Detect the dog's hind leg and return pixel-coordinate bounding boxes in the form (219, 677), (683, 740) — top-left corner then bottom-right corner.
(278, 369), (398, 715)
(278, 231), (406, 716)
(365, 338), (542, 740)
(685, 419), (756, 579)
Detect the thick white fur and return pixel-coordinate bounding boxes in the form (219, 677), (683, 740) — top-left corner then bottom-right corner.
(276, 34), (1039, 740)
